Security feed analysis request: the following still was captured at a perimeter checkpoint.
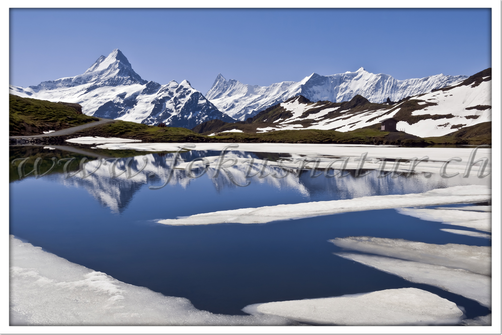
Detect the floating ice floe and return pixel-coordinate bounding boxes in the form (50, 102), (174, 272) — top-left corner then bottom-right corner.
(335, 253), (491, 308)
(243, 287), (463, 325)
(330, 237), (490, 275)
(462, 314), (492, 326)
(66, 136), (142, 145)
(157, 184), (490, 226)
(435, 205), (491, 212)
(397, 207), (491, 232)
(440, 229), (490, 239)
(10, 236), (289, 326)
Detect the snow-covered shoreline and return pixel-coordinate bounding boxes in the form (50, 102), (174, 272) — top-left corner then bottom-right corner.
(9, 236), (289, 326)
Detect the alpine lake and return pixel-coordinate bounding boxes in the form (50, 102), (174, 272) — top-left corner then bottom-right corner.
(9, 143), (492, 326)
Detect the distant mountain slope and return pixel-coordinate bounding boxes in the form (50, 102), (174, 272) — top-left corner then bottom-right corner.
(196, 68), (491, 140)
(10, 49), (234, 129)
(206, 68), (467, 121)
(394, 68), (491, 137)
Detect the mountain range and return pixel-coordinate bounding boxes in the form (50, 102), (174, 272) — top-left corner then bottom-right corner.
(10, 49), (234, 129)
(195, 68), (491, 139)
(206, 68), (467, 121)
(11, 49), (486, 137)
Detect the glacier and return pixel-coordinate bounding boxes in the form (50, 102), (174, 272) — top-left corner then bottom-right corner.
(206, 68), (467, 121)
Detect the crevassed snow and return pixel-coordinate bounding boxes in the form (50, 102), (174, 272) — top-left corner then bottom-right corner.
(243, 288), (463, 325)
(335, 253), (491, 308)
(10, 236), (289, 326)
(157, 185), (490, 226)
(331, 237), (490, 275)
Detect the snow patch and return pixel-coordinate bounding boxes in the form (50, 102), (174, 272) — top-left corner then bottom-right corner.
(218, 129), (244, 133)
(243, 288), (463, 325)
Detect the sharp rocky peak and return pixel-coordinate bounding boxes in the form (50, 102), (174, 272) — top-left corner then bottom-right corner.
(85, 49), (133, 74)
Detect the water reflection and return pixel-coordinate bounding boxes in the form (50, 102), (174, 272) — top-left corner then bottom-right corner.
(10, 147), (488, 214)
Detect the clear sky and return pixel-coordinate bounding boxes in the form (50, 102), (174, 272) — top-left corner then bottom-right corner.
(10, 8), (491, 94)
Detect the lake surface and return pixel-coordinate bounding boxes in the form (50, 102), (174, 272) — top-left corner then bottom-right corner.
(9, 146), (491, 323)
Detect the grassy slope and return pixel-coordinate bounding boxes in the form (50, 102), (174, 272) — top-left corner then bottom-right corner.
(424, 122), (491, 146)
(10, 94), (100, 136)
(70, 119), (210, 142)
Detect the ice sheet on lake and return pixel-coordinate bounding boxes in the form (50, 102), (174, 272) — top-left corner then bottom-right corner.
(440, 229), (491, 239)
(9, 236), (289, 326)
(461, 314), (491, 326)
(243, 287), (463, 325)
(331, 237), (490, 275)
(435, 205), (491, 212)
(335, 253), (491, 308)
(66, 136), (142, 145)
(397, 207), (491, 232)
(157, 185), (490, 226)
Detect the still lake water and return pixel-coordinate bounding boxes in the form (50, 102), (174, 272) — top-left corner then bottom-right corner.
(9, 147), (491, 321)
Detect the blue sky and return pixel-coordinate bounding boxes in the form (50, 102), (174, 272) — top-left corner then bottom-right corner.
(10, 8), (491, 94)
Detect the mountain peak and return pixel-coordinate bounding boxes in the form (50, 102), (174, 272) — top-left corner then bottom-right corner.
(109, 48), (131, 65)
(85, 49), (132, 74)
(211, 73), (227, 87)
(180, 79), (193, 88)
(356, 67), (366, 72)
(207, 73), (230, 97)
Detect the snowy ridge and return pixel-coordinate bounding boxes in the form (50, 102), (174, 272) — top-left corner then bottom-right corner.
(397, 72), (492, 137)
(204, 69), (490, 138)
(10, 49), (234, 128)
(206, 68), (467, 121)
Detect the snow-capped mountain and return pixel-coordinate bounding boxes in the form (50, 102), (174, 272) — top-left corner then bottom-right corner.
(206, 68), (467, 121)
(197, 68), (491, 139)
(10, 49), (234, 128)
